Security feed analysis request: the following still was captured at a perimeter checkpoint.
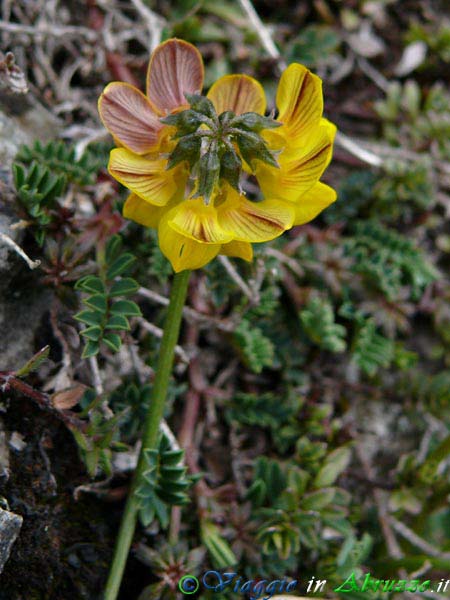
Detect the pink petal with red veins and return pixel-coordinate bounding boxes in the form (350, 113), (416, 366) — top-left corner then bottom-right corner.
(98, 82), (163, 154)
(146, 39), (204, 114)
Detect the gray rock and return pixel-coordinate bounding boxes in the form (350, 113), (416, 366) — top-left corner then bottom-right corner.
(0, 507), (23, 574)
(0, 91), (59, 369)
(0, 91), (60, 181)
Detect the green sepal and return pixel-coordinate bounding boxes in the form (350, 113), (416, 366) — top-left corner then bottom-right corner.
(236, 131), (279, 170)
(184, 93), (217, 120)
(166, 136), (202, 170)
(219, 149), (242, 192)
(194, 147), (220, 203)
(231, 112), (281, 132)
(161, 109), (205, 137)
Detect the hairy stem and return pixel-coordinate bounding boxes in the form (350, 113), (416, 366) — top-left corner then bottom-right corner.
(103, 269), (191, 600)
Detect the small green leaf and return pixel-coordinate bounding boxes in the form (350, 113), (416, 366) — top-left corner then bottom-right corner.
(105, 315), (130, 330)
(82, 340), (100, 358)
(106, 253), (136, 279)
(109, 278), (140, 297)
(75, 275), (105, 294)
(103, 332), (122, 352)
(83, 294), (108, 312)
(313, 447), (352, 488)
(74, 310), (103, 326)
(301, 488), (336, 510)
(80, 326), (102, 341)
(139, 502), (155, 527)
(110, 300), (141, 316)
(105, 234), (123, 264)
(15, 345), (50, 377)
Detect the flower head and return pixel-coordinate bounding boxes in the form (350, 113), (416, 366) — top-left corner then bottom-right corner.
(98, 39), (337, 272)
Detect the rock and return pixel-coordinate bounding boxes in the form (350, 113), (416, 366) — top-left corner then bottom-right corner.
(0, 91), (60, 181)
(0, 91), (58, 369)
(0, 507), (23, 574)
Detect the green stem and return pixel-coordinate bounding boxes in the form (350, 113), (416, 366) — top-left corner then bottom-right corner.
(103, 269), (191, 600)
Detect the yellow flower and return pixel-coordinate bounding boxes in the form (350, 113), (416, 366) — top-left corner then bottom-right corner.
(98, 39), (337, 272)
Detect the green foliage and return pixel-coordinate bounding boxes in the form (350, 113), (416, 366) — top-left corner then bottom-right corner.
(375, 80), (450, 159)
(225, 390), (301, 429)
(345, 220), (439, 301)
(15, 345), (50, 377)
(15, 139), (101, 186)
(109, 382), (151, 440)
(374, 159), (436, 215)
(8, 4), (450, 595)
(287, 25), (340, 67)
(74, 235), (141, 357)
(136, 542), (205, 600)
(246, 453), (354, 562)
(233, 319), (274, 373)
(71, 389), (128, 477)
(406, 21), (450, 63)
(135, 432), (194, 529)
(351, 317), (394, 377)
(325, 170), (377, 224)
(13, 161), (66, 245)
(300, 296), (347, 352)
(200, 519), (237, 568)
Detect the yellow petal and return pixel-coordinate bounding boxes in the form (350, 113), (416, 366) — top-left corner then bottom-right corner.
(98, 82), (163, 154)
(109, 148), (184, 206)
(123, 194), (170, 228)
(221, 240), (254, 262)
(207, 74), (266, 115)
(256, 122), (336, 203)
(293, 182), (337, 226)
(168, 199), (233, 244)
(158, 213), (220, 272)
(276, 63), (323, 146)
(217, 190), (295, 242)
(146, 39), (204, 114)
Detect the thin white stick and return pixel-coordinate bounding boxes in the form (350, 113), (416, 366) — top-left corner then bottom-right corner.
(138, 287), (234, 331)
(390, 516), (450, 560)
(237, 0), (286, 69)
(0, 232), (41, 269)
(335, 131), (383, 167)
(129, 0), (165, 51)
(89, 356), (104, 396)
(0, 19), (98, 41)
(218, 255), (255, 301)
